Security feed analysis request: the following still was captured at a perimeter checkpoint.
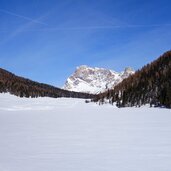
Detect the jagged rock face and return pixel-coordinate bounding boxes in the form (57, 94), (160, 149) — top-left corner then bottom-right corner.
(63, 65), (135, 94)
(121, 67), (135, 79)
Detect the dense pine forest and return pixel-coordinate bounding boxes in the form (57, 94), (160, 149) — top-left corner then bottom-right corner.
(94, 51), (171, 108)
(0, 68), (95, 99)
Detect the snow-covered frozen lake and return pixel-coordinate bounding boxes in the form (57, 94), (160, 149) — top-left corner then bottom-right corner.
(0, 93), (171, 171)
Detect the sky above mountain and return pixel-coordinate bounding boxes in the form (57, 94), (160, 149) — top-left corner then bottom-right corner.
(0, 0), (171, 86)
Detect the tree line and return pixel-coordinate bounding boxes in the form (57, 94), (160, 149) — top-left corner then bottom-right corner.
(93, 50), (171, 108)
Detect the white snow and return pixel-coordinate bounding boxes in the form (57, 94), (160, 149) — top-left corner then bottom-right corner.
(0, 93), (171, 171)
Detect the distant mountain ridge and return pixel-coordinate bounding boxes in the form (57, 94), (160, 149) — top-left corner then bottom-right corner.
(0, 68), (95, 99)
(63, 65), (134, 94)
(94, 51), (171, 108)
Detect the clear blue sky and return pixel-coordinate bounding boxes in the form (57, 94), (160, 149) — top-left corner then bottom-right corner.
(0, 0), (171, 87)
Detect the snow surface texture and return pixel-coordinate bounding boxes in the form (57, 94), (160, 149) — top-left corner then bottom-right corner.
(63, 65), (135, 94)
(0, 93), (171, 171)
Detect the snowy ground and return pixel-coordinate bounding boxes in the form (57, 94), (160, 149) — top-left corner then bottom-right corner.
(0, 93), (171, 171)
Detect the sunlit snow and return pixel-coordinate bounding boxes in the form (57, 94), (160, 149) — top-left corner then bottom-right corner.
(0, 93), (171, 171)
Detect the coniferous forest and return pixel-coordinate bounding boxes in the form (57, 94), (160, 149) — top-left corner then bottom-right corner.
(1, 50), (171, 108)
(94, 51), (171, 108)
(0, 68), (95, 99)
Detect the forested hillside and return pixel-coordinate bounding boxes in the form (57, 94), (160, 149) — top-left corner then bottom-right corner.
(0, 68), (95, 99)
(94, 51), (171, 108)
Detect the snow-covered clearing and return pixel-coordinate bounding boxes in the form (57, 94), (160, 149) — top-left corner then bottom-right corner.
(0, 93), (171, 171)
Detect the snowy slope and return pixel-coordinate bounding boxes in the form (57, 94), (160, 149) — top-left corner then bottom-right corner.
(63, 65), (134, 94)
(0, 93), (171, 171)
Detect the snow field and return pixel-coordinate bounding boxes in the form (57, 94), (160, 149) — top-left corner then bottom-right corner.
(0, 93), (171, 171)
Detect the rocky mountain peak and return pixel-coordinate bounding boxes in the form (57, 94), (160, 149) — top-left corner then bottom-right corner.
(63, 66), (135, 94)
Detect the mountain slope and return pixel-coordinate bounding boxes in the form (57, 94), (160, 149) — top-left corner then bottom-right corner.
(0, 68), (95, 99)
(94, 51), (171, 108)
(63, 65), (134, 94)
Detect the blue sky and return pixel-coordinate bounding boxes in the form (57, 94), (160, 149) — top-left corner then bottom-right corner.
(0, 0), (171, 86)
